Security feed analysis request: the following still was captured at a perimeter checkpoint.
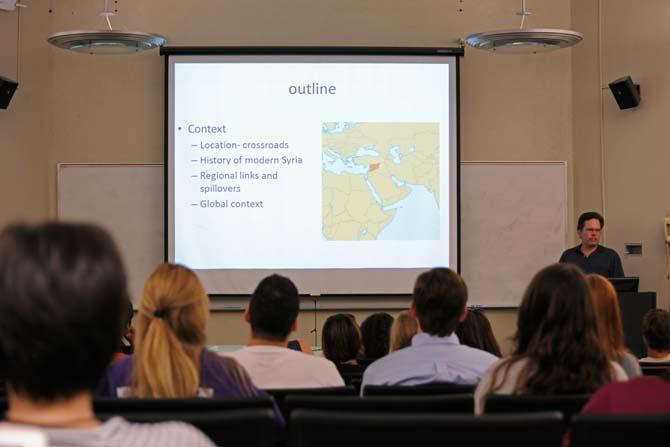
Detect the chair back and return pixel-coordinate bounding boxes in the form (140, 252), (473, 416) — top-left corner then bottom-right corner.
(284, 394), (473, 418)
(94, 397), (277, 447)
(484, 394), (590, 422)
(639, 363), (670, 376)
(265, 386), (355, 419)
(289, 410), (563, 447)
(340, 371), (364, 388)
(572, 414), (670, 447)
(362, 382), (475, 396)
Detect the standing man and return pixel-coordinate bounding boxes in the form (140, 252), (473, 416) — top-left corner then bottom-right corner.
(559, 211), (624, 277)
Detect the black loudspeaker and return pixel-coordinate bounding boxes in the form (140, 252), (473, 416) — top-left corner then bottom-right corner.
(0, 75), (18, 110)
(608, 76), (640, 110)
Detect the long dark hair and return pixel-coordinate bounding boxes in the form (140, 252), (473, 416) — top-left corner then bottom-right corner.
(488, 263), (613, 395)
(360, 312), (394, 359)
(455, 309), (502, 357)
(322, 314), (361, 364)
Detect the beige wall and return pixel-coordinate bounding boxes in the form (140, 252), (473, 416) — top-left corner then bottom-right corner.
(0, 5), (50, 227)
(2, 0), (581, 355)
(570, 0), (670, 311)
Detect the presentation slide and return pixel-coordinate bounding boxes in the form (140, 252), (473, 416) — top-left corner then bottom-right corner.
(167, 53), (459, 295)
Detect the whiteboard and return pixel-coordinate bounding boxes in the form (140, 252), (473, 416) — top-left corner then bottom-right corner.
(460, 162), (568, 307)
(57, 164), (164, 304)
(57, 161), (567, 308)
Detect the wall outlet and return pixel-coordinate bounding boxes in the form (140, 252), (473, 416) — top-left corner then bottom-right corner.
(625, 242), (643, 256)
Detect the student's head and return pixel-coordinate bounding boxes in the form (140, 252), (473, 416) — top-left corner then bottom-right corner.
(455, 308), (502, 357)
(246, 274), (299, 342)
(322, 314), (361, 364)
(411, 267), (467, 337)
(0, 222), (128, 401)
(587, 274), (626, 361)
(132, 263), (209, 398)
(390, 311), (419, 352)
(642, 309), (670, 353)
(512, 263), (611, 393)
(360, 312), (394, 359)
(120, 298), (136, 354)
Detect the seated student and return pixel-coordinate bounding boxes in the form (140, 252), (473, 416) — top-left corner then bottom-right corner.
(225, 274), (344, 388)
(587, 274), (641, 378)
(111, 299), (136, 363)
(322, 314), (366, 380)
(581, 370), (670, 414)
(639, 309), (670, 363)
(361, 268), (498, 391)
(103, 264), (265, 399)
(358, 312), (394, 366)
(474, 263), (627, 414)
(0, 223), (214, 447)
(390, 311), (418, 352)
(454, 307), (502, 357)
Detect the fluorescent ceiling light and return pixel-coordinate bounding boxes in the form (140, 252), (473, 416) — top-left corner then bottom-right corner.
(48, 30), (166, 55)
(464, 0), (583, 54)
(47, 0), (166, 55)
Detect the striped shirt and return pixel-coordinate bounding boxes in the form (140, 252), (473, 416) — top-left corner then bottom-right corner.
(43, 417), (215, 447)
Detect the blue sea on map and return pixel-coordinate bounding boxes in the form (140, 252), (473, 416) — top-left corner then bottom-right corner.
(377, 179), (439, 240)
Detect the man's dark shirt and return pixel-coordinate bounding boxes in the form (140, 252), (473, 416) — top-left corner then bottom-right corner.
(559, 244), (624, 277)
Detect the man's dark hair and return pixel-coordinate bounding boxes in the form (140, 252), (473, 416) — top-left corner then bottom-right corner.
(412, 268), (467, 337)
(0, 222), (128, 400)
(360, 312), (393, 359)
(249, 274), (299, 341)
(577, 211), (604, 231)
(642, 309), (670, 352)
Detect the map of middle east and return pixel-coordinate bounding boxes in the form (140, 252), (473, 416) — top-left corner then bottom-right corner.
(322, 122), (440, 241)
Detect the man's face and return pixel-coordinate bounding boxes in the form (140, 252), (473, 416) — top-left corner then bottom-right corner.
(578, 218), (602, 248)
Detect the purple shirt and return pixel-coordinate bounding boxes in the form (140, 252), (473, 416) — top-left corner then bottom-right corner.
(101, 349), (265, 400)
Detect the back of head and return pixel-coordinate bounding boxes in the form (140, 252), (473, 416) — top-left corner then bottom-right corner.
(0, 222), (128, 400)
(249, 274), (299, 342)
(512, 263), (611, 394)
(455, 309), (502, 357)
(587, 274), (625, 361)
(322, 314), (361, 364)
(360, 312), (394, 359)
(390, 311), (419, 352)
(412, 267), (467, 337)
(642, 309), (670, 353)
(132, 263), (209, 398)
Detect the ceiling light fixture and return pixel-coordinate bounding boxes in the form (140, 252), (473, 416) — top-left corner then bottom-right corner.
(464, 0), (583, 54)
(47, 0), (166, 55)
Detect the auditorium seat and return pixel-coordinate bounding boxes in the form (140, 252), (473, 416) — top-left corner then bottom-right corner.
(289, 410), (563, 447)
(284, 393), (474, 418)
(265, 386), (356, 420)
(572, 414), (670, 447)
(484, 394), (590, 425)
(639, 363), (670, 376)
(93, 397), (278, 447)
(362, 382), (475, 396)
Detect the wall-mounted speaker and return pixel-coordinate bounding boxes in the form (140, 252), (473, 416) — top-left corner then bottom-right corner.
(0, 75), (18, 110)
(608, 76), (640, 110)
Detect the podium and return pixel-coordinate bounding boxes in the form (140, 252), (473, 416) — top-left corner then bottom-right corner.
(617, 292), (656, 358)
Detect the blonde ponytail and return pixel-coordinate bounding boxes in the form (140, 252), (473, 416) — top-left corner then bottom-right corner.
(131, 264), (209, 398)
